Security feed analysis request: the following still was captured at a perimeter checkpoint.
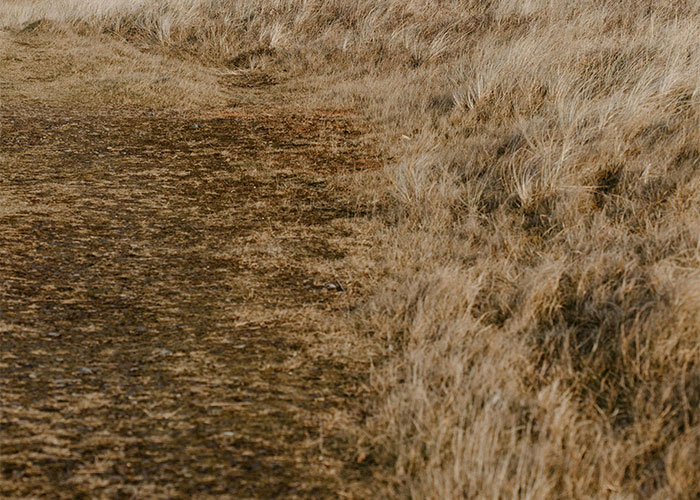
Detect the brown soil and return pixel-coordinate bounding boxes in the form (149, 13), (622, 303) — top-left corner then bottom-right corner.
(0, 31), (380, 499)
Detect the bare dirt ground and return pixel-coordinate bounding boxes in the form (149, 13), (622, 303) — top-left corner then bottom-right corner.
(0, 30), (381, 499)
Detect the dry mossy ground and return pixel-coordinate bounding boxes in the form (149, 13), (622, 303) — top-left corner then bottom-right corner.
(0, 27), (382, 499)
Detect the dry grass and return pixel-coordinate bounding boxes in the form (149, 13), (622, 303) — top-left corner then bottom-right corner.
(0, 27), (224, 110)
(4, 1), (700, 498)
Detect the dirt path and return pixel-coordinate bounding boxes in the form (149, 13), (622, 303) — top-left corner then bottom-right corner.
(0, 31), (379, 499)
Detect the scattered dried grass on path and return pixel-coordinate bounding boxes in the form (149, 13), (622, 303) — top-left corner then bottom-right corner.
(0, 28), (381, 499)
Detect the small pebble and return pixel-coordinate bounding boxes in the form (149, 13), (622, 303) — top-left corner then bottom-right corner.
(78, 367), (93, 375)
(156, 349), (172, 355)
(54, 378), (78, 386)
(47, 331), (60, 337)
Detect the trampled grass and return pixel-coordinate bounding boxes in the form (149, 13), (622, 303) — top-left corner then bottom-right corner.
(4, 1), (700, 497)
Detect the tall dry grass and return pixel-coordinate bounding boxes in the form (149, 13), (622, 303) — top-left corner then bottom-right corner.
(5, 1), (700, 497)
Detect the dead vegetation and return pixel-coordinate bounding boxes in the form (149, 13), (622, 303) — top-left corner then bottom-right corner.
(4, 0), (700, 498)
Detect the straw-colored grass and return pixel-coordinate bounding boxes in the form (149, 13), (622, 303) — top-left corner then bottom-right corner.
(4, 1), (700, 497)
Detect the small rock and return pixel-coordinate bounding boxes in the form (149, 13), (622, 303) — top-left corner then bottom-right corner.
(78, 367), (93, 375)
(188, 124), (205, 130)
(324, 280), (345, 292)
(54, 378), (78, 386)
(235, 344), (246, 349)
(47, 331), (60, 337)
(156, 349), (172, 355)
(222, 431), (234, 437)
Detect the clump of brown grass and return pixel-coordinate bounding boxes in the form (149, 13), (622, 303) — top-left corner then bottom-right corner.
(353, 3), (700, 498)
(5, 1), (700, 497)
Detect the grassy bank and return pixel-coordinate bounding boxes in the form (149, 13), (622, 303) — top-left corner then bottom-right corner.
(5, 1), (700, 497)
